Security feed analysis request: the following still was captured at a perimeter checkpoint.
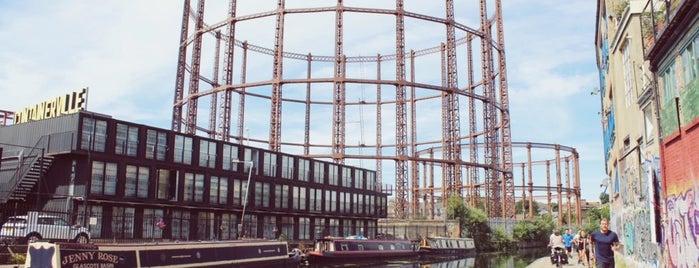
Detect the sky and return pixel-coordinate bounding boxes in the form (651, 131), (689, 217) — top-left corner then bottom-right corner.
(0, 1), (604, 202)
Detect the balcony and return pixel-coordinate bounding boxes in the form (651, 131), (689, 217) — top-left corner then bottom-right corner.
(641, 0), (696, 56)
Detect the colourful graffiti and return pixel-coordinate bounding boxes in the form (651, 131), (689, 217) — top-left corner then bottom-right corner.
(611, 154), (663, 267)
(664, 188), (699, 268)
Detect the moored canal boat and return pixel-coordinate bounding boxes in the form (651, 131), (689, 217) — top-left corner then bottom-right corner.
(418, 236), (476, 257)
(25, 239), (302, 267)
(307, 235), (417, 263)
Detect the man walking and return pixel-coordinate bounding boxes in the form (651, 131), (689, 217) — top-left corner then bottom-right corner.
(591, 218), (621, 268)
(563, 228), (574, 258)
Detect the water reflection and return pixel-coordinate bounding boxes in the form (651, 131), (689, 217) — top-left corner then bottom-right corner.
(304, 247), (547, 268)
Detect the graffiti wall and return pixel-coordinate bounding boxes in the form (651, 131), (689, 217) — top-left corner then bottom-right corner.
(662, 126), (699, 267)
(611, 152), (662, 267)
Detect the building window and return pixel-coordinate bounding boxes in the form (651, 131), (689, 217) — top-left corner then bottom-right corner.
(146, 129), (167, 160)
(210, 176), (229, 205)
(244, 148), (259, 175)
(276, 184), (289, 209)
(681, 36), (699, 86)
(354, 170), (363, 189)
(313, 162), (325, 184)
(325, 190), (336, 212)
(116, 123), (139, 157)
(342, 167), (352, 188)
(143, 208), (164, 239)
(661, 63), (678, 104)
(220, 213), (238, 240)
(367, 172), (376, 191)
(222, 144), (239, 172)
(328, 164), (339, 186)
(81, 117), (107, 152)
(233, 178), (243, 206)
(199, 140), (217, 168)
(125, 165), (149, 198)
(643, 105), (654, 143)
(197, 212), (215, 241)
(281, 216), (294, 241)
(310, 188), (322, 212)
(299, 217), (310, 240)
(344, 192), (351, 213)
(263, 152), (277, 177)
(255, 182), (271, 208)
(292, 186), (306, 210)
(90, 161), (117, 195)
(281, 155), (294, 179)
(174, 135), (193, 164)
(77, 205), (102, 239)
(340, 192), (346, 213)
(157, 169), (177, 201)
(184, 173), (205, 202)
(298, 159), (310, 182)
(329, 218), (339, 237)
(263, 216), (276, 240)
(111, 207), (135, 239)
(171, 210), (191, 241)
(195, 174), (204, 202)
(622, 42), (635, 107)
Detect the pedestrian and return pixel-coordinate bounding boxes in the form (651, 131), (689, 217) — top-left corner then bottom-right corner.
(576, 230), (590, 266)
(590, 218), (621, 268)
(563, 228), (574, 258)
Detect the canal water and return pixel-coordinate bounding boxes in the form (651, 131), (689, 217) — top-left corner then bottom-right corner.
(304, 247), (548, 268)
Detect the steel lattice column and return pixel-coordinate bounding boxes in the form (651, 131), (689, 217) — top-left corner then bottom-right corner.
(332, 0), (346, 163)
(185, 0), (206, 135)
(219, 0), (237, 142)
(171, 0), (191, 133)
(495, 0), (515, 218)
(269, 0), (285, 151)
(394, 0), (408, 219)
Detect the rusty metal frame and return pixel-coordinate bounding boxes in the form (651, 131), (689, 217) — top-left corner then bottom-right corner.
(171, 0), (516, 218)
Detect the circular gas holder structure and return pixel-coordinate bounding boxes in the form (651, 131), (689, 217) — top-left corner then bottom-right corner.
(171, 0), (516, 218)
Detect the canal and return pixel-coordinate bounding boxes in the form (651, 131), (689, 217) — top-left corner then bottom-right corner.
(304, 247), (548, 268)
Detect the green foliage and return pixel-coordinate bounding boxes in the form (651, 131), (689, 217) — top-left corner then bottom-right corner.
(278, 233), (288, 241)
(491, 227), (515, 251)
(446, 196), (492, 251)
(515, 200), (540, 215)
(512, 214), (555, 242)
(613, 0), (629, 19)
(581, 204), (610, 234)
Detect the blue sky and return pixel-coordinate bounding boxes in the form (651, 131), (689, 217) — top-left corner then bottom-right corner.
(0, 1), (604, 202)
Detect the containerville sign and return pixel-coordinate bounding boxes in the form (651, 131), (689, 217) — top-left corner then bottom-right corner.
(14, 88), (87, 124)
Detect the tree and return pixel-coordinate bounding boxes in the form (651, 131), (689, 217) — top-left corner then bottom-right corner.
(581, 203), (610, 234)
(513, 214), (555, 243)
(446, 196), (492, 251)
(515, 200), (540, 215)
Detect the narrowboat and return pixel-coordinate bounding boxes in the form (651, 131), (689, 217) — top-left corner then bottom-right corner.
(25, 239), (302, 267)
(306, 235), (417, 263)
(418, 236), (476, 256)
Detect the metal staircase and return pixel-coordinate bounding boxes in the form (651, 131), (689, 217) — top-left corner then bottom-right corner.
(0, 137), (54, 203)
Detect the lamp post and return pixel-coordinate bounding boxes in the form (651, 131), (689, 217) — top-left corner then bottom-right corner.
(232, 159), (254, 239)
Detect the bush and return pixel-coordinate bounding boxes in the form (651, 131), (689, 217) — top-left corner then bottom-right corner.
(446, 196), (492, 251)
(513, 214), (555, 243)
(492, 227), (515, 251)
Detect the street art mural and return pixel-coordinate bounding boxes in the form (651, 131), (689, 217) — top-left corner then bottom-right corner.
(612, 153), (662, 267)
